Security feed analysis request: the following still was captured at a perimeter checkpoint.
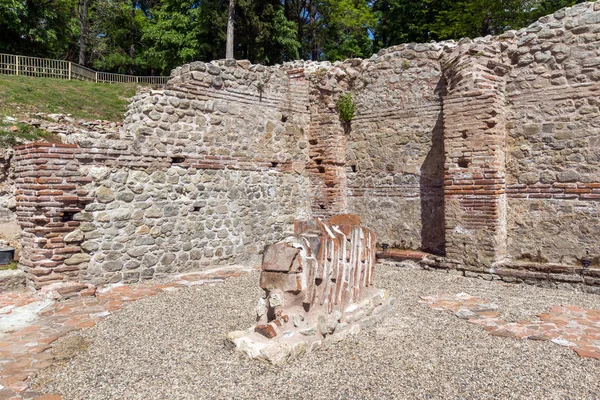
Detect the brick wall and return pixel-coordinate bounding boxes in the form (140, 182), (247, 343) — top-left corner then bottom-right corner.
(13, 143), (93, 289)
(441, 42), (510, 269)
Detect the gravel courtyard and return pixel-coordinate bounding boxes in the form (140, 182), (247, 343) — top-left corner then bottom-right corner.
(35, 264), (600, 399)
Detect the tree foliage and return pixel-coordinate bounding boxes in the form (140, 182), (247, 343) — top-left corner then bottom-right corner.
(0, 0), (78, 58)
(0, 0), (590, 75)
(317, 0), (376, 61)
(373, 0), (587, 50)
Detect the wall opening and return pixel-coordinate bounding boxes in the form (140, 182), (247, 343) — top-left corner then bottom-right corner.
(457, 157), (470, 168)
(61, 211), (77, 223)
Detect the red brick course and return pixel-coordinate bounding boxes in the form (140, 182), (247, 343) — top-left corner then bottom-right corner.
(507, 183), (600, 200)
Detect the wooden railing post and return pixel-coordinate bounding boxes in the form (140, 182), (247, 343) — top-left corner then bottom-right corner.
(15, 55), (19, 76)
(68, 62), (72, 80)
(95, 71), (98, 83)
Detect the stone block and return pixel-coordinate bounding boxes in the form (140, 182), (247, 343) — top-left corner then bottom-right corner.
(64, 230), (84, 243)
(0, 270), (26, 292)
(262, 243), (299, 272)
(95, 186), (115, 203)
(260, 271), (302, 292)
(64, 253), (90, 266)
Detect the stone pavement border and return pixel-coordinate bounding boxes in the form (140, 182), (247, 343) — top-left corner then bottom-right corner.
(420, 293), (600, 360)
(0, 265), (257, 400)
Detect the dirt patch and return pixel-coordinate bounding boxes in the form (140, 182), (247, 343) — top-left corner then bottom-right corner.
(51, 334), (90, 364)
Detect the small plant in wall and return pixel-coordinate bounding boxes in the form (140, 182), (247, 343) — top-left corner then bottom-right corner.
(256, 81), (265, 101)
(336, 93), (356, 133)
(315, 67), (328, 79)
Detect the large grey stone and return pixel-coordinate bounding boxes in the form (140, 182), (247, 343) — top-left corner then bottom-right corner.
(96, 186), (115, 203)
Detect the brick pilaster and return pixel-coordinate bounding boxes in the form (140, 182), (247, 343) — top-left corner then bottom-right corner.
(441, 44), (510, 269)
(306, 73), (348, 217)
(13, 143), (92, 288)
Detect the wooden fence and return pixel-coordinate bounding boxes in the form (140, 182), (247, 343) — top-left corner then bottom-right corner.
(0, 53), (169, 85)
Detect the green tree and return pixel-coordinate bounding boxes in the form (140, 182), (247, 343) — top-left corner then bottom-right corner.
(140, 0), (228, 74)
(284, 0), (376, 61)
(524, 0), (586, 23)
(140, 0), (299, 74)
(87, 0), (153, 74)
(272, 7), (301, 61)
(78, 0), (93, 65)
(373, 0), (588, 49)
(235, 0), (300, 63)
(429, 0), (527, 39)
(317, 0), (376, 60)
(372, 0), (441, 49)
(0, 0), (78, 58)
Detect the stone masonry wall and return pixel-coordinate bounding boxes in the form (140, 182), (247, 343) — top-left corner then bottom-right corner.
(504, 2), (600, 266)
(10, 1), (600, 289)
(347, 45), (445, 254)
(13, 59), (313, 288)
(0, 148), (19, 250)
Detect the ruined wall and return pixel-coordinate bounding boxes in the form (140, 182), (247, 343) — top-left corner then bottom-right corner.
(0, 148), (19, 249)
(14, 60), (312, 288)
(10, 1), (600, 289)
(441, 40), (510, 269)
(504, 1), (600, 266)
(347, 45), (445, 254)
(292, 45), (445, 253)
(75, 61), (311, 285)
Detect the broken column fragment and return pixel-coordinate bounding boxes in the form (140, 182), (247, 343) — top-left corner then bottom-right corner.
(226, 214), (392, 364)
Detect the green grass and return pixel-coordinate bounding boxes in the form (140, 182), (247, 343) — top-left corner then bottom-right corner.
(0, 261), (18, 271)
(0, 75), (138, 121)
(0, 121), (61, 147)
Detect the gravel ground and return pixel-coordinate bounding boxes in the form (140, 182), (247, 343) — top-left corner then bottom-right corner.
(35, 265), (600, 399)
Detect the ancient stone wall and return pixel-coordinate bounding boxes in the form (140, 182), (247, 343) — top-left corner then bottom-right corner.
(347, 45), (446, 254)
(504, 2), (600, 266)
(0, 148), (19, 250)
(13, 60), (313, 288)
(9, 1), (600, 290)
(441, 40), (510, 269)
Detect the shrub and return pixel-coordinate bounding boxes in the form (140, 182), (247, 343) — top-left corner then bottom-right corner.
(336, 93), (356, 123)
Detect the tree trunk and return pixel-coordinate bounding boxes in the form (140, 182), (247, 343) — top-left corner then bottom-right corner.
(296, 0), (304, 55)
(78, 0), (90, 65)
(226, 0), (235, 59)
(309, 0), (317, 61)
(129, 0), (135, 75)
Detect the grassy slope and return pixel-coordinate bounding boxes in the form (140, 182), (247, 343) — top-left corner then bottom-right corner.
(0, 75), (138, 121)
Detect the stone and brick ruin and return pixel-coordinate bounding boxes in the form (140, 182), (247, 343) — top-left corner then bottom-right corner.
(226, 214), (391, 364)
(1, 2), (600, 295)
